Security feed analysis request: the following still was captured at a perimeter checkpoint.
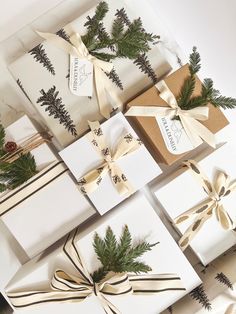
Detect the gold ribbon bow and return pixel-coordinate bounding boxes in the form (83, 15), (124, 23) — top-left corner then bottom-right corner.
(77, 120), (142, 196)
(7, 228), (185, 313)
(125, 80), (216, 148)
(37, 31), (122, 119)
(174, 160), (236, 251)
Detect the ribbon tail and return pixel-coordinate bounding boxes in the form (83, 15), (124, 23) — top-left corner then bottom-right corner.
(181, 116), (216, 148)
(216, 204), (234, 230)
(178, 203), (215, 251)
(110, 162), (135, 196)
(99, 294), (122, 314)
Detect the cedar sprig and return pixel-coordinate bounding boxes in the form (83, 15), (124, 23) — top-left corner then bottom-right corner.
(0, 124), (37, 193)
(37, 86), (77, 137)
(29, 44), (55, 75)
(177, 47), (236, 111)
(92, 225), (158, 282)
(105, 68), (123, 90)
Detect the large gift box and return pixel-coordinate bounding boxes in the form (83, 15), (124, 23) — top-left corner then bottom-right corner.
(126, 64), (229, 165)
(5, 192), (201, 314)
(0, 116), (96, 258)
(8, 0), (169, 147)
(59, 112), (161, 215)
(154, 143), (236, 265)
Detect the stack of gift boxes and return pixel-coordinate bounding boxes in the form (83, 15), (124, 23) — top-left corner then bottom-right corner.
(1, 0), (236, 313)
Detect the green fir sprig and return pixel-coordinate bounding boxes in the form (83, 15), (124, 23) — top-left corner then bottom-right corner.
(177, 47), (236, 111)
(0, 124), (38, 193)
(81, 1), (159, 84)
(92, 225), (158, 283)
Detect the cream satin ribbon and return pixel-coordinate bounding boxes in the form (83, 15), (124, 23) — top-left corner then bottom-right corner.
(174, 160), (236, 251)
(7, 228), (185, 313)
(37, 31), (122, 119)
(77, 120), (142, 196)
(125, 80), (216, 148)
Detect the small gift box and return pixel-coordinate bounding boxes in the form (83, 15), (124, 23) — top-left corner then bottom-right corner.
(5, 192), (201, 314)
(0, 116), (96, 258)
(59, 112), (161, 215)
(9, 0), (169, 147)
(154, 143), (236, 265)
(126, 56), (230, 165)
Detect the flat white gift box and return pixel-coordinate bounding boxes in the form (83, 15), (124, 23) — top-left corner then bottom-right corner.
(0, 115), (96, 258)
(8, 0), (170, 147)
(155, 143), (236, 266)
(5, 192), (201, 314)
(59, 112), (162, 214)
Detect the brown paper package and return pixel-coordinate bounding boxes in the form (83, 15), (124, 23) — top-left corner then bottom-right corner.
(126, 64), (229, 165)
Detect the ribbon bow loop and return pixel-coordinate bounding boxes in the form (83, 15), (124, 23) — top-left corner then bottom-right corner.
(175, 160), (236, 251)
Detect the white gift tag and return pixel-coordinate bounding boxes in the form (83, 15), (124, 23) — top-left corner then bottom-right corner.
(69, 56), (93, 97)
(156, 116), (195, 154)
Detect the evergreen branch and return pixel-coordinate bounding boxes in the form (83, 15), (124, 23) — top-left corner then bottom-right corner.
(133, 53), (158, 84)
(115, 8), (131, 26)
(112, 17), (125, 39)
(0, 182), (7, 192)
(37, 86), (77, 137)
(211, 95), (236, 109)
(189, 46), (201, 76)
(105, 69), (123, 90)
(29, 44), (55, 75)
(0, 153), (37, 190)
(177, 76), (196, 109)
(189, 284), (212, 311)
(215, 272), (233, 290)
(92, 225), (157, 283)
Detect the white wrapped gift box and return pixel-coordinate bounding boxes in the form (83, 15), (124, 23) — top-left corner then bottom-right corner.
(59, 112), (162, 215)
(155, 143), (236, 266)
(5, 192), (201, 314)
(8, 0), (170, 147)
(0, 115), (96, 258)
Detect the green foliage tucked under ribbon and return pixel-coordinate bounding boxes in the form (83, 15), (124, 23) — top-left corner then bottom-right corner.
(92, 225), (158, 283)
(81, 1), (159, 85)
(177, 47), (236, 110)
(0, 124), (37, 193)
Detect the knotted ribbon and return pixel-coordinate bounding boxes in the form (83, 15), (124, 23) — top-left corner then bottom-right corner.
(125, 80), (216, 148)
(174, 160), (236, 251)
(77, 120), (142, 196)
(7, 228), (185, 313)
(37, 31), (122, 119)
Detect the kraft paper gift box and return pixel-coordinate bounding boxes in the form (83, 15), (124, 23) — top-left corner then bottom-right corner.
(126, 64), (229, 165)
(8, 0), (170, 148)
(154, 143), (236, 266)
(0, 115), (96, 258)
(59, 112), (161, 215)
(5, 192), (201, 314)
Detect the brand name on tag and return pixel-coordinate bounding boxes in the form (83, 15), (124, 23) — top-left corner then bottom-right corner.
(157, 116), (194, 154)
(69, 56), (93, 97)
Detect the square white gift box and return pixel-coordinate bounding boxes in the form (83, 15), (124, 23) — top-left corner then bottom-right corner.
(155, 143), (236, 266)
(8, 0), (170, 147)
(59, 112), (162, 215)
(0, 115), (96, 258)
(5, 192), (201, 314)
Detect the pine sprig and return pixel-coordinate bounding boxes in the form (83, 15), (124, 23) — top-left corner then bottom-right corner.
(105, 69), (123, 90)
(177, 47), (236, 111)
(0, 125), (38, 192)
(215, 272), (233, 290)
(81, 2), (158, 85)
(189, 284), (212, 311)
(92, 225), (158, 282)
(37, 86), (77, 137)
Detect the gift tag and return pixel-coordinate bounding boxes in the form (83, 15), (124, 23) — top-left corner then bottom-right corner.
(156, 116), (195, 154)
(69, 56), (93, 97)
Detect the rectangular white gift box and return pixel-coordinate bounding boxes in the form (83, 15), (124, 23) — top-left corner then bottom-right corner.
(154, 143), (236, 266)
(59, 112), (162, 214)
(8, 0), (170, 147)
(0, 115), (96, 258)
(5, 192), (201, 314)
